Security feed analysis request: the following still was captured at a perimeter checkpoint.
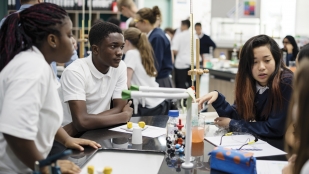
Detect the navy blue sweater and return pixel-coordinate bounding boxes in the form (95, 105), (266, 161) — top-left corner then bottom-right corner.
(212, 72), (293, 150)
(199, 34), (216, 54)
(148, 28), (173, 79)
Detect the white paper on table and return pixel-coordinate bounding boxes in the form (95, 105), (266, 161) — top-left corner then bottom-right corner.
(109, 123), (166, 138)
(256, 160), (288, 174)
(206, 135), (267, 146)
(205, 135), (287, 157)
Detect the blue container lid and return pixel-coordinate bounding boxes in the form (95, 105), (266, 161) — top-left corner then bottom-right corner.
(168, 110), (179, 117)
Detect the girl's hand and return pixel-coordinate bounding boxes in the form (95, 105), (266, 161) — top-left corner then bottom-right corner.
(196, 91), (219, 110)
(214, 117), (231, 128)
(64, 137), (101, 151)
(57, 160), (81, 174)
(286, 44), (293, 54)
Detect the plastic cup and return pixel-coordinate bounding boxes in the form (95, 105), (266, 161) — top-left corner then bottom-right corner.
(192, 116), (205, 143)
(132, 127), (143, 144)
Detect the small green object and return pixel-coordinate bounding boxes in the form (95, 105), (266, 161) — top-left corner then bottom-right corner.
(206, 61), (213, 68)
(130, 85), (139, 91)
(122, 90), (132, 99)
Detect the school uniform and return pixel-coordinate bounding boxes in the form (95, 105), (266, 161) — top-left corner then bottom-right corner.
(197, 33), (216, 55)
(172, 29), (193, 89)
(124, 49), (169, 116)
(60, 55), (127, 126)
(211, 70), (293, 150)
(285, 53), (294, 66)
(148, 28), (173, 87)
(0, 47), (63, 174)
(281, 49), (297, 66)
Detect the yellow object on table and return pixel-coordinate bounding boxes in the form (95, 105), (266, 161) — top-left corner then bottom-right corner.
(87, 165), (94, 174)
(138, 121), (146, 128)
(103, 166), (113, 174)
(127, 122), (133, 129)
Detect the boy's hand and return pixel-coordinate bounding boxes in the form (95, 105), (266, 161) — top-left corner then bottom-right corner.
(122, 101), (133, 121)
(286, 44), (293, 54)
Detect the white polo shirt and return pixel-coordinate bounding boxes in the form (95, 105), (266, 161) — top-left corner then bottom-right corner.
(0, 47), (63, 174)
(172, 29), (197, 69)
(124, 49), (164, 108)
(60, 55), (127, 126)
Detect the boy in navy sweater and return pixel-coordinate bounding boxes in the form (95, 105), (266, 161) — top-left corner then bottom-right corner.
(195, 23), (216, 56)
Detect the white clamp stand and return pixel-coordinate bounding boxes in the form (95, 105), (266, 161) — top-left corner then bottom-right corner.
(122, 86), (196, 168)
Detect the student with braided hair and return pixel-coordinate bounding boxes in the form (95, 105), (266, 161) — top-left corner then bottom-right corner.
(0, 0), (79, 79)
(0, 3), (101, 173)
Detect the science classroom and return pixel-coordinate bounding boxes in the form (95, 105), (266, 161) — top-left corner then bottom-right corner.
(0, 0), (309, 174)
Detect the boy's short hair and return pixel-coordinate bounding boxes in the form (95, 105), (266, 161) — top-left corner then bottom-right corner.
(89, 22), (123, 46)
(195, 22), (202, 27)
(181, 20), (191, 28)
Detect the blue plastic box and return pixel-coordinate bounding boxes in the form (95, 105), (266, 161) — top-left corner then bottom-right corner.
(209, 147), (257, 174)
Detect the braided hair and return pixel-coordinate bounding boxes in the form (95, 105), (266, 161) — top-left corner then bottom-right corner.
(0, 3), (67, 71)
(89, 21), (123, 47)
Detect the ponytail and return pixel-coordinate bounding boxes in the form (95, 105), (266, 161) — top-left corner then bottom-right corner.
(0, 3), (67, 72)
(0, 13), (30, 71)
(124, 28), (157, 77)
(137, 6), (162, 25)
(152, 6), (161, 19)
(137, 33), (157, 77)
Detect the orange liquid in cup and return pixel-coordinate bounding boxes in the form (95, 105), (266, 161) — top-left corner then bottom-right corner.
(192, 127), (204, 143)
(191, 142), (204, 156)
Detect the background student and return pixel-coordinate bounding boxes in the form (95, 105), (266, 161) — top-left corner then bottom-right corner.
(282, 35), (299, 66)
(117, 0), (138, 29)
(194, 22), (216, 61)
(197, 35), (293, 150)
(60, 22), (133, 136)
(123, 27), (169, 116)
(0, 3), (100, 173)
(135, 6), (173, 88)
(283, 59), (309, 174)
(172, 19), (193, 89)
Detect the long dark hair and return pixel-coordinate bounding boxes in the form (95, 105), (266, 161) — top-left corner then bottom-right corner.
(284, 35), (299, 61)
(235, 35), (293, 121)
(287, 59), (309, 174)
(0, 3), (67, 72)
